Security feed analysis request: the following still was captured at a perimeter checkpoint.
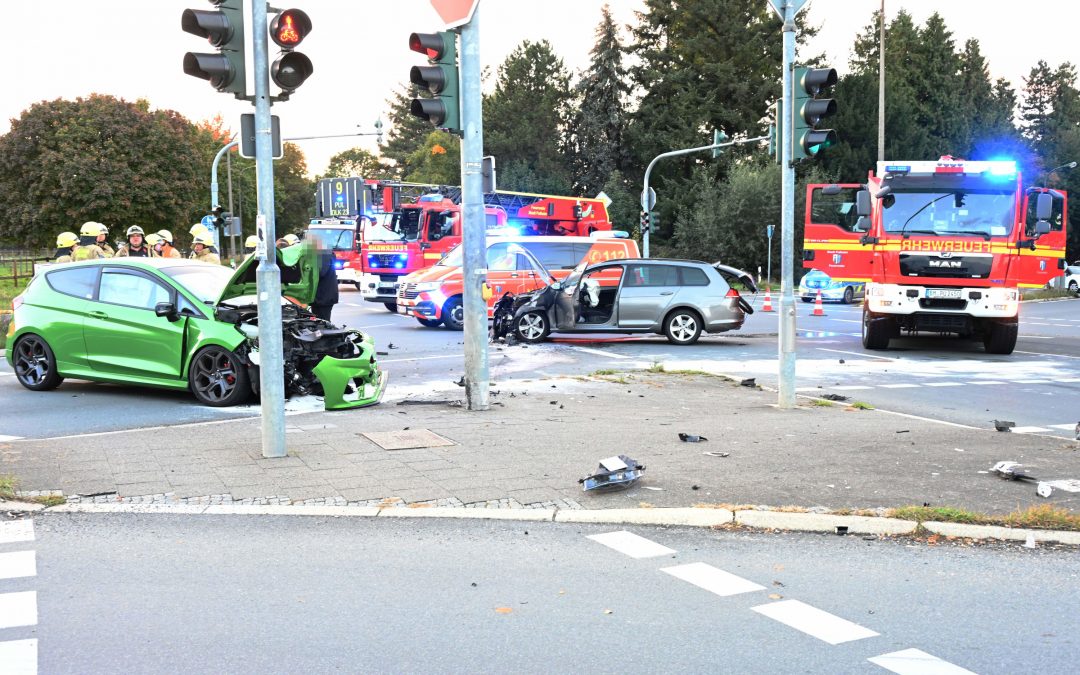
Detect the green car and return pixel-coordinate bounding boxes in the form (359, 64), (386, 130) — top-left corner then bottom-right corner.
(6, 245), (386, 409)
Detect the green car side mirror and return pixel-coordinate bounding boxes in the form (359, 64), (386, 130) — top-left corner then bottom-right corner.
(154, 302), (179, 321)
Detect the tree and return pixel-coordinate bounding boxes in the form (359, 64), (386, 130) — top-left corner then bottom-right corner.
(274, 143), (314, 235)
(403, 131), (461, 185)
(599, 170), (637, 235)
(383, 83), (435, 179)
(0, 95), (209, 248)
(484, 40), (575, 194)
(320, 148), (392, 181)
(568, 5), (629, 195)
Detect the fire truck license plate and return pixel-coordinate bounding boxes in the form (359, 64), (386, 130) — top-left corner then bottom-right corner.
(926, 289), (962, 299)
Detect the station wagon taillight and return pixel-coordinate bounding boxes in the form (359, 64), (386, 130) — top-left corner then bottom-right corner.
(725, 288), (740, 298)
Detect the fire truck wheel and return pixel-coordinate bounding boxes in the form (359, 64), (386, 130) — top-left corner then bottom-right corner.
(983, 321), (1017, 355)
(442, 297), (464, 330)
(416, 318), (442, 328)
(861, 307), (891, 350)
(353, 282), (362, 291)
(383, 302), (397, 312)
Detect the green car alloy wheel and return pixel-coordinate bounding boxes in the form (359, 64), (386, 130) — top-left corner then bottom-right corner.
(5, 249), (387, 408)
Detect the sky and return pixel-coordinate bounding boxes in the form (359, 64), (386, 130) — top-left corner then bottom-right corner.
(3, 1), (1077, 178)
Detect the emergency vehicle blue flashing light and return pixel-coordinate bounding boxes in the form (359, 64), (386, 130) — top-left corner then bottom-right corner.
(884, 165), (910, 174)
(987, 160), (1017, 176)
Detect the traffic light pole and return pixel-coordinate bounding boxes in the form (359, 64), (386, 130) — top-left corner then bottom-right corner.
(252, 1), (287, 457)
(778, 0), (798, 409)
(641, 136), (767, 258)
(458, 5), (488, 411)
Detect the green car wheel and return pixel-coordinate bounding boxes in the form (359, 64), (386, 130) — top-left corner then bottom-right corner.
(189, 346), (250, 407)
(12, 334), (64, 391)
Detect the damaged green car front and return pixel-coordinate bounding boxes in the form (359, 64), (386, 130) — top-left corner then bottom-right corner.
(218, 244), (388, 409)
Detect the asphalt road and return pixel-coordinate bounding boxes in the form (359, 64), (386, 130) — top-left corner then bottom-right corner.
(1, 286), (1078, 441)
(2, 512), (1077, 674)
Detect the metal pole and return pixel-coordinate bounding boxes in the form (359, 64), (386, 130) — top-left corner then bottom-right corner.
(878, 0), (885, 163)
(252, 1), (286, 458)
(459, 4), (488, 411)
(642, 137), (766, 259)
(211, 139), (238, 256)
(226, 150), (236, 260)
(767, 229), (773, 286)
(778, 1), (797, 409)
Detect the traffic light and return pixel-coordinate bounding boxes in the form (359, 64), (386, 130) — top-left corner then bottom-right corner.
(711, 129), (729, 158)
(793, 67), (837, 161)
(640, 210), (650, 234)
(769, 100), (783, 164)
(182, 0), (246, 97)
(212, 205), (226, 229)
(408, 31), (460, 134)
(270, 8), (313, 98)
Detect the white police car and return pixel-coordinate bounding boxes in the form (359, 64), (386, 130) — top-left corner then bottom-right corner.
(799, 269), (865, 304)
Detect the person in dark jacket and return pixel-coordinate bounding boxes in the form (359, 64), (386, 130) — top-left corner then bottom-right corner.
(310, 235), (338, 322)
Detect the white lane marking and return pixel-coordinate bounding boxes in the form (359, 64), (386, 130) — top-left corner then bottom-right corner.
(871, 408), (982, 430)
(0, 551), (36, 580)
(379, 354), (461, 364)
(0, 520), (34, 545)
(661, 562), (765, 597)
(751, 599), (879, 645)
(567, 345), (631, 360)
(966, 380), (1005, 385)
(817, 348), (897, 361)
(356, 323), (400, 329)
(1049, 423), (1079, 430)
(1011, 426), (1051, 434)
(1010, 379), (1051, 384)
(869, 648), (976, 674)
(923, 382), (963, 387)
(0, 591), (37, 629)
(1016, 350), (1080, 359)
(1018, 335), (1054, 339)
(0, 435), (24, 441)
(587, 531), (676, 559)
(830, 385), (872, 391)
(830, 318), (862, 324)
(0, 639), (37, 675)
(1059, 378), (1080, 383)
(878, 383), (920, 389)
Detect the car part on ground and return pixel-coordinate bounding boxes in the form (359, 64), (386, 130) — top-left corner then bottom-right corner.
(579, 455), (646, 492)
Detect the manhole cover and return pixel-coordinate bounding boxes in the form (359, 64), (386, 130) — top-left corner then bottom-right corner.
(361, 429), (456, 450)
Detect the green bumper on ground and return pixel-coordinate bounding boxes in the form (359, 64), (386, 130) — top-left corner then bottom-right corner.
(311, 340), (387, 410)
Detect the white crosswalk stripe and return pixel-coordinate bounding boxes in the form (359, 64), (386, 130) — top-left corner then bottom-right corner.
(751, 599), (879, 644)
(661, 562), (765, 597)
(0, 591), (37, 629)
(0, 639), (37, 674)
(0, 521), (34, 545)
(0, 551), (36, 580)
(587, 531), (676, 558)
(869, 648), (976, 674)
(1, 518), (38, 674)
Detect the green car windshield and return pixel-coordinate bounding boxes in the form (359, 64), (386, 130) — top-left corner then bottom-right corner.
(159, 265), (235, 303)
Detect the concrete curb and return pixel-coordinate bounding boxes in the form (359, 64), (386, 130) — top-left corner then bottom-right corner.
(25, 501), (1080, 544)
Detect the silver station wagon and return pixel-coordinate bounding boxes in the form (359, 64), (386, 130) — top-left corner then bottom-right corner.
(493, 256), (757, 345)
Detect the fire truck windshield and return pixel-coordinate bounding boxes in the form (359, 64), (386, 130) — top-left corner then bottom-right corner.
(884, 189), (1016, 238)
(307, 228), (355, 251)
(394, 209), (422, 241)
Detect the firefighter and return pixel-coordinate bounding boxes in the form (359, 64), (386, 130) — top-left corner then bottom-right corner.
(190, 223), (220, 256)
(53, 231), (79, 263)
(116, 226), (150, 257)
(191, 233), (221, 265)
(72, 222), (107, 261)
(155, 230), (183, 259)
(244, 235), (258, 255)
(145, 233), (163, 257)
(282, 233), (301, 247)
(94, 223), (115, 257)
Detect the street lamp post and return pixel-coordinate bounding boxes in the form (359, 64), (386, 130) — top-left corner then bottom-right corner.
(766, 223), (775, 287)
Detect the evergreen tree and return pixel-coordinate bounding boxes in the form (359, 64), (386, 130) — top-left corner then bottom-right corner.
(484, 40), (575, 194)
(383, 83), (436, 179)
(319, 148), (392, 181)
(568, 5), (629, 195)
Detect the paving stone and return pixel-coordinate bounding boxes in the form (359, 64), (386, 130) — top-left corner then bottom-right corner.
(508, 488), (563, 506)
(279, 484), (339, 502)
(338, 486), (392, 502)
(115, 482), (174, 497)
(255, 456), (307, 469)
(170, 483), (229, 499)
(228, 484), (284, 500)
(405, 460), (458, 472)
(393, 486), (454, 503)
(325, 475), (385, 491)
(168, 472), (225, 488)
(262, 469), (333, 487)
(452, 486), (509, 505)
(299, 456), (353, 471)
(111, 471), (167, 485)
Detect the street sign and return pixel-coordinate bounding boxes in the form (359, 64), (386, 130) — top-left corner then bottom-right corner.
(226, 216), (242, 237)
(766, 0), (808, 21)
(640, 187), (656, 212)
(239, 114), (283, 159)
(201, 214), (215, 228)
(429, 0), (480, 28)
(767, 224), (775, 238)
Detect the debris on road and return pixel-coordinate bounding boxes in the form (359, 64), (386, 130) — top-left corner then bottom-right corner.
(991, 461), (1035, 481)
(454, 376), (465, 387)
(642, 486), (664, 491)
(376, 351), (389, 356)
(1036, 479), (1080, 498)
(740, 378), (756, 387)
(993, 420), (1015, 432)
(579, 455), (645, 492)
(703, 451), (730, 458)
(821, 394), (849, 402)
(679, 433), (708, 442)
(387, 343), (398, 349)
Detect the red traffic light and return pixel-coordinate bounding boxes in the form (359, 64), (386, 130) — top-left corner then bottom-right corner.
(270, 9), (311, 49)
(409, 32), (452, 61)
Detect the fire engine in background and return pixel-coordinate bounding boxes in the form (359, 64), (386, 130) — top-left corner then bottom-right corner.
(359, 189), (614, 311)
(803, 157), (1068, 354)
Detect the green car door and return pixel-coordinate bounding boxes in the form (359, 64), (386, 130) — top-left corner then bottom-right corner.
(83, 266), (187, 380)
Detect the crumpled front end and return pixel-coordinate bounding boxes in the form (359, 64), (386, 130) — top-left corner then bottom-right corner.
(311, 333), (388, 410)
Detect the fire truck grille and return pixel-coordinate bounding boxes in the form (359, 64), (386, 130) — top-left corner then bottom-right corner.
(899, 253), (992, 279)
(399, 283), (419, 300)
(918, 298), (969, 311)
(369, 254), (404, 268)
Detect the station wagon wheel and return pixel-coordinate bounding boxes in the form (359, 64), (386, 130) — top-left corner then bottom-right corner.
(664, 310), (702, 345)
(189, 346), (250, 407)
(12, 335), (64, 391)
(514, 311), (550, 343)
(842, 287), (854, 304)
(442, 297), (464, 331)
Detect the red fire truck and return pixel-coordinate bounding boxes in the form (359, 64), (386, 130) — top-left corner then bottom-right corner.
(354, 189), (614, 310)
(803, 157), (1068, 354)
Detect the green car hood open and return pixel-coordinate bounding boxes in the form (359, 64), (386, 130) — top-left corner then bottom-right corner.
(217, 244), (319, 305)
